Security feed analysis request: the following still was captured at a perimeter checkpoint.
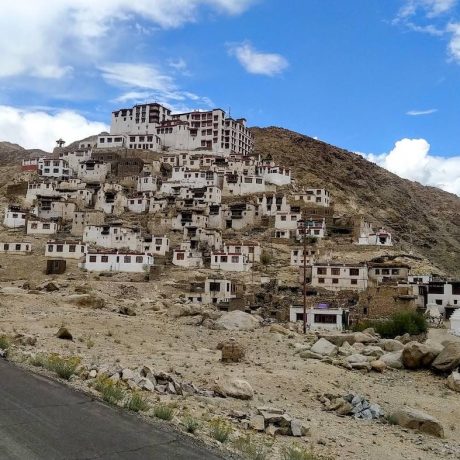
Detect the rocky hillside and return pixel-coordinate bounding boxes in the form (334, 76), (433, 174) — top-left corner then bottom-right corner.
(252, 127), (460, 276)
(0, 141), (47, 164)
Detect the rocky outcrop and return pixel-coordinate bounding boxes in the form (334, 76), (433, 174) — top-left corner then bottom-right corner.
(390, 407), (444, 438)
(401, 341), (441, 369)
(310, 338), (337, 356)
(215, 311), (260, 331)
(431, 342), (460, 373)
(214, 376), (254, 400)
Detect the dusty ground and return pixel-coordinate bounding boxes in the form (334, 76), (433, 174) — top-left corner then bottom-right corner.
(1, 251), (460, 460)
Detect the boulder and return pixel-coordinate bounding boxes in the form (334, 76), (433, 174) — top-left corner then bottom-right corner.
(218, 339), (245, 363)
(290, 419), (310, 437)
(379, 339), (404, 352)
(395, 333), (411, 344)
(317, 333), (356, 346)
(310, 338), (337, 356)
(402, 341), (440, 369)
(56, 327), (73, 341)
(40, 281), (59, 292)
(121, 368), (136, 381)
(249, 415), (265, 431)
(345, 354), (369, 364)
(299, 350), (323, 360)
(214, 376), (254, 400)
(119, 305), (136, 316)
(337, 342), (354, 357)
(370, 360), (386, 372)
(431, 342), (460, 373)
(362, 346), (385, 358)
(67, 294), (105, 309)
(390, 407), (444, 438)
(381, 350), (404, 369)
(215, 311), (260, 331)
(353, 332), (378, 344)
(269, 324), (291, 335)
(446, 371), (460, 392)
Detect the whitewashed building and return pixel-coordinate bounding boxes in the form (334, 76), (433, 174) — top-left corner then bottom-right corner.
(357, 223), (393, 246)
(94, 184), (127, 216)
(137, 175), (160, 193)
(26, 219), (60, 235)
(211, 252), (251, 272)
(256, 162), (291, 186)
(71, 211), (105, 236)
(127, 194), (151, 214)
(77, 160), (110, 183)
(38, 158), (72, 179)
(296, 218), (327, 239)
(172, 241), (203, 268)
(289, 306), (347, 331)
(426, 282), (460, 313)
(141, 235), (170, 256)
(223, 241), (261, 263)
(83, 224), (142, 251)
(25, 182), (57, 205)
(311, 263), (368, 291)
(59, 149), (92, 172)
(222, 174), (266, 196)
(0, 242), (32, 254)
(294, 189), (331, 207)
(32, 197), (76, 221)
(45, 240), (87, 259)
(257, 194), (289, 216)
(80, 251), (153, 273)
(290, 248), (318, 266)
(3, 206), (27, 228)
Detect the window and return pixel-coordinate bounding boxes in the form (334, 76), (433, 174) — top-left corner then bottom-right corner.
(136, 256), (143, 263)
(331, 268), (340, 276)
(231, 256), (239, 263)
(69, 245), (76, 252)
(101, 255), (109, 263)
(435, 299), (443, 305)
(56, 245), (63, 252)
(281, 216), (287, 221)
(332, 278), (339, 284)
(392, 269), (400, 275)
(317, 267), (327, 275)
(351, 279), (358, 285)
(382, 269), (390, 275)
(155, 238), (162, 245)
(221, 256), (228, 262)
(314, 314), (337, 324)
(176, 252), (185, 260)
(209, 282), (221, 292)
(318, 278), (325, 284)
(15, 244), (21, 250)
(31, 223), (38, 229)
(89, 255), (97, 262)
(47, 245), (53, 252)
(349, 268), (359, 276)
(124, 256), (131, 263)
(43, 223), (50, 229)
(374, 269), (380, 275)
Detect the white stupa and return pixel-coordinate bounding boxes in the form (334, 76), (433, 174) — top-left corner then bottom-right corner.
(450, 309), (460, 336)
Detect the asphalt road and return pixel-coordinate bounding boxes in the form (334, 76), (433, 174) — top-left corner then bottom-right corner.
(0, 360), (225, 460)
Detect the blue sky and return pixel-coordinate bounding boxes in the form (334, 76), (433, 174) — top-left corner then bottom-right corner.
(0, 0), (459, 193)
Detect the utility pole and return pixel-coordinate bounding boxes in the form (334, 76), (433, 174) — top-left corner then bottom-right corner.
(302, 214), (307, 334)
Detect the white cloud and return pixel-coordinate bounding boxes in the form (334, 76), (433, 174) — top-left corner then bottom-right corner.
(406, 108), (438, 115)
(0, 105), (108, 151)
(447, 22), (460, 61)
(0, 0), (255, 80)
(397, 0), (457, 20)
(364, 138), (460, 196)
(228, 42), (289, 76)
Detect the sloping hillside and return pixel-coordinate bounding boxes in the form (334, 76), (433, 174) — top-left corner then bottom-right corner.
(252, 127), (460, 276)
(0, 141), (48, 164)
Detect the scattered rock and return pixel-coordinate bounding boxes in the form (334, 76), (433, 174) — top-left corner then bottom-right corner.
(381, 350), (404, 369)
(119, 305), (136, 316)
(370, 360), (386, 372)
(269, 324), (291, 335)
(310, 338), (337, 356)
(446, 371), (460, 392)
(121, 368), (136, 381)
(250, 415), (265, 431)
(345, 354), (369, 364)
(40, 281), (59, 292)
(402, 341), (440, 369)
(67, 294), (105, 309)
(215, 311), (260, 331)
(56, 327), (73, 341)
(390, 407), (444, 438)
(379, 339), (404, 352)
(218, 338), (245, 363)
(431, 342), (460, 373)
(214, 376), (254, 400)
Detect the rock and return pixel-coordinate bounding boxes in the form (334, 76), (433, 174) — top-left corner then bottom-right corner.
(350, 362), (371, 371)
(218, 339), (245, 363)
(214, 376), (254, 400)
(119, 305), (136, 316)
(317, 333), (356, 346)
(390, 407), (444, 438)
(168, 303), (192, 317)
(446, 371), (460, 392)
(290, 419), (309, 437)
(431, 342), (460, 373)
(345, 354), (369, 364)
(40, 281), (59, 292)
(265, 424), (279, 436)
(353, 332), (377, 344)
(299, 350), (323, 360)
(379, 339), (404, 352)
(88, 369), (97, 379)
(362, 327), (378, 337)
(362, 346), (385, 358)
(269, 324), (291, 335)
(395, 333), (411, 344)
(310, 338), (337, 356)
(121, 368), (136, 381)
(250, 415), (265, 431)
(22, 281), (37, 291)
(126, 380), (138, 390)
(215, 311), (260, 331)
(337, 341), (354, 356)
(139, 378), (155, 392)
(351, 342), (365, 351)
(56, 327), (73, 341)
(370, 360), (386, 372)
(67, 294), (105, 309)
(381, 350), (404, 369)
(402, 341), (441, 369)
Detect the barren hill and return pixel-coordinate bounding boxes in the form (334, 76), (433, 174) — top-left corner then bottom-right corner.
(0, 141), (48, 164)
(252, 127), (460, 276)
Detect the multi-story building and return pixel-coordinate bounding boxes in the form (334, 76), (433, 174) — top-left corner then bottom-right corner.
(106, 103), (254, 156)
(38, 158), (72, 179)
(311, 263), (368, 292)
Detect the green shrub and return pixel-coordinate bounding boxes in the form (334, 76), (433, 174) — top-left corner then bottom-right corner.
(260, 251), (273, 266)
(0, 335), (11, 351)
(353, 311), (427, 339)
(153, 404), (175, 420)
(183, 415), (200, 434)
(44, 354), (81, 380)
(209, 419), (233, 443)
(125, 392), (150, 412)
(94, 376), (125, 404)
(282, 445), (321, 460)
(233, 434), (271, 459)
(29, 354), (48, 367)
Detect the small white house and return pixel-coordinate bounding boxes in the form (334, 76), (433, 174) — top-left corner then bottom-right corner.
(222, 173), (266, 196)
(0, 242), (32, 254)
(311, 263), (368, 291)
(71, 211), (105, 236)
(38, 158), (72, 179)
(142, 235), (170, 256)
(186, 279), (237, 304)
(275, 212), (302, 231)
(80, 251), (153, 273)
(172, 241), (203, 268)
(211, 252), (251, 272)
(127, 194), (150, 214)
(256, 164), (291, 186)
(83, 224), (142, 251)
(296, 219), (327, 239)
(293, 189), (331, 207)
(32, 198), (76, 221)
(26, 220), (60, 235)
(289, 306), (347, 331)
(25, 182), (57, 205)
(3, 206), (27, 228)
(45, 240), (87, 259)
(223, 241), (261, 263)
(137, 175), (160, 193)
(77, 160), (110, 183)
(290, 248), (318, 266)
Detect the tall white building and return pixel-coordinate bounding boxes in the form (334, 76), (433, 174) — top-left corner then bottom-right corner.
(103, 103), (254, 156)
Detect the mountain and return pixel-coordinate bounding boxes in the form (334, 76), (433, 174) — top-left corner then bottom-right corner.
(251, 127), (460, 276)
(0, 141), (48, 163)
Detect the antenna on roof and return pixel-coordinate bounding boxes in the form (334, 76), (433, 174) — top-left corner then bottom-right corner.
(228, 107), (231, 119)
